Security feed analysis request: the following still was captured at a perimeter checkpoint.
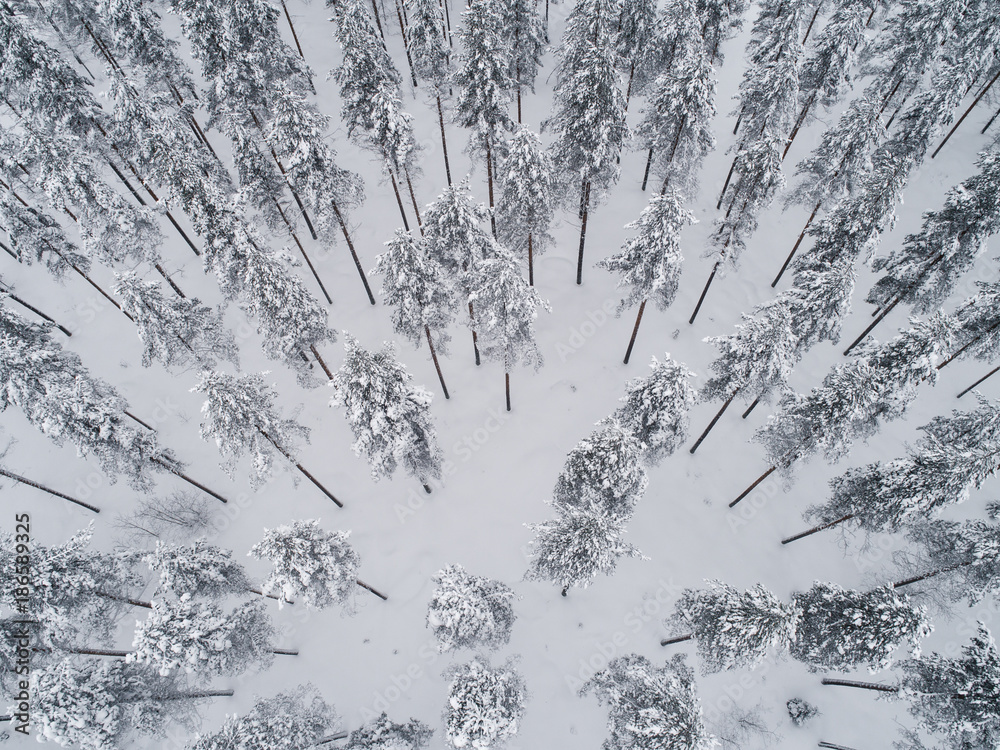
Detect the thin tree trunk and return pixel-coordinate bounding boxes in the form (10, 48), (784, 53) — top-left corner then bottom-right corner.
(163, 689), (235, 700)
(892, 560), (972, 589)
(932, 66), (1000, 158)
(270, 196), (330, 302)
(690, 389), (738, 454)
(436, 96), (453, 185)
(641, 148), (654, 191)
(66, 647), (130, 657)
(247, 586), (290, 603)
(781, 514), (854, 545)
(95, 590), (152, 609)
(310, 344), (335, 380)
(151, 458), (230, 504)
(0, 467), (100, 513)
(1, 288), (72, 335)
(689, 261), (720, 324)
(154, 263), (185, 298)
(316, 733), (351, 745)
(880, 75), (905, 114)
(717, 158), (737, 209)
(272, 648), (299, 655)
(505, 371), (511, 411)
(389, 168), (411, 231)
(937, 320), (1000, 371)
(105, 158), (149, 208)
(356, 579), (388, 600)
(469, 301), (481, 365)
(773, 200), (820, 286)
(280, 0), (307, 61)
(730, 465), (777, 507)
(660, 633), (693, 646)
(624, 61), (635, 112)
(425, 324), (450, 399)
(260, 430), (344, 507)
(741, 396), (761, 419)
(819, 743), (862, 750)
(404, 167), (423, 235)
(485, 136), (497, 238)
(820, 678), (897, 693)
(516, 65), (523, 123)
(329, 200), (376, 306)
(576, 180), (591, 285)
(983, 101), (1000, 133)
(801, 1), (822, 44)
(958, 364), (1000, 398)
(443, 0), (453, 47)
(394, 0), (419, 87)
(623, 300), (647, 364)
(124, 410), (155, 431)
(783, 91), (816, 160)
(371, 0), (386, 39)
(527, 232), (534, 285)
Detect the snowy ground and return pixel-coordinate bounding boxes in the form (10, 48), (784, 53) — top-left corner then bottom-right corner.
(3, 0), (1000, 747)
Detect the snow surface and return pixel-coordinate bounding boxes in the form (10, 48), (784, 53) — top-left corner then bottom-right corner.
(2, 0), (999, 747)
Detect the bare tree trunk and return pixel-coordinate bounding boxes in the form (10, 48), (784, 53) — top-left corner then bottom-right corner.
(624, 61), (635, 112)
(356, 579), (388, 600)
(932, 66), (1000, 158)
(259, 430), (344, 507)
(780, 514), (854, 545)
(801, 1), (822, 44)
(958, 364), (1000, 398)
(95, 590), (152, 609)
(65, 647), (130, 657)
(938, 320), (1000, 371)
(437, 96), (453, 185)
(394, 0), (419, 87)
(820, 678), (897, 693)
(660, 633), (693, 646)
(425, 324), (450, 399)
(641, 148), (654, 191)
(892, 560), (972, 589)
(689, 389), (738, 454)
(689, 260), (720, 324)
(741, 396), (761, 419)
(772, 200), (821, 286)
(0, 467), (100, 513)
(311, 344), (335, 380)
(151, 457), (230, 504)
(154, 263), (186, 298)
(468, 301), (481, 365)
(730, 465), (777, 507)
(389, 168), (411, 231)
(0, 287), (73, 335)
(404, 167), (424, 235)
(717, 158), (737, 209)
(516, 64), (523, 123)
(329, 200), (376, 305)
(982, 101), (1000, 133)
(485, 135), (497, 238)
(623, 300), (646, 364)
(505, 371), (511, 411)
(163, 689), (235, 700)
(819, 743), (862, 750)
(576, 180), (591, 285)
(371, 0), (387, 39)
(783, 91), (816, 160)
(272, 648), (299, 655)
(527, 232), (534, 286)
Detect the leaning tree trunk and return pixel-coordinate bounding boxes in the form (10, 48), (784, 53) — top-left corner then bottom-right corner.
(772, 199), (821, 286)
(259, 430), (344, 507)
(485, 135), (497, 238)
(623, 300), (647, 364)
(780, 514), (855, 545)
(0, 287), (73, 335)
(932, 66), (1000, 158)
(388, 166), (411, 230)
(394, 0), (418, 87)
(150, 457), (231, 504)
(820, 678), (898, 693)
(741, 396), (761, 418)
(0, 466), (100, 513)
(468, 301), (481, 365)
(660, 633), (693, 646)
(730, 465), (778, 507)
(641, 148), (654, 191)
(505, 371), (511, 412)
(689, 260), (721, 324)
(689, 389), (739, 453)
(983, 101), (1000, 134)
(329, 199), (376, 305)
(958, 364), (1000, 398)
(527, 232), (535, 286)
(576, 180), (592, 285)
(404, 167), (424, 235)
(425, 324), (450, 399)
(356, 579), (388, 600)
(436, 96), (453, 186)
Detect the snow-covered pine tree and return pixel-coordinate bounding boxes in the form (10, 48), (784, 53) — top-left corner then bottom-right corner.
(897, 624), (1000, 750)
(580, 653), (715, 750)
(598, 190), (694, 362)
(0, 305), (178, 489)
(249, 519), (383, 608)
(544, 0), (628, 283)
(525, 505), (645, 596)
(345, 712), (434, 750)
(331, 335), (444, 491)
(189, 685), (339, 750)
(193, 372), (339, 503)
(374, 229), (455, 398)
(0, 191), (91, 278)
(129, 595), (279, 678)
(635, 45), (716, 196)
(467, 243), (548, 410)
(666, 581), (800, 674)
(899, 518), (1000, 604)
(553, 419), (648, 520)
(115, 272), (237, 370)
(142, 540), (255, 599)
(790, 582), (931, 672)
(867, 143), (1000, 315)
(503, 0), (546, 123)
(612, 354), (697, 466)
(443, 657), (526, 750)
(454, 0), (513, 234)
(30, 658), (230, 750)
(0, 524), (144, 644)
(613, 0), (657, 105)
(805, 397), (1000, 535)
(427, 564), (516, 652)
(495, 126), (556, 286)
(696, 0), (750, 64)
(406, 0), (454, 183)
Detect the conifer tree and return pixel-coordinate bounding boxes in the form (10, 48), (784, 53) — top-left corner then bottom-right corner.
(613, 0), (657, 104)
(330, 335), (444, 491)
(544, 0), (628, 283)
(581, 654), (715, 750)
(899, 518), (1000, 604)
(115, 272), (237, 370)
(598, 191), (694, 362)
(553, 420), (648, 520)
(427, 564), (516, 652)
(406, 0), (454, 183)
(612, 354), (697, 466)
(666, 581), (800, 673)
(142, 540), (256, 599)
(503, 0), (546, 122)
(249, 520), (378, 609)
(525, 505), (645, 596)
(0, 192), (91, 279)
(696, 0), (750, 64)
(790, 582), (930, 672)
(129, 596), (280, 678)
(189, 686), (339, 750)
(496, 126), (556, 285)
(443, 657), (526, 750)
(345, 713), (434, 750)
(467, 244), (548, 410)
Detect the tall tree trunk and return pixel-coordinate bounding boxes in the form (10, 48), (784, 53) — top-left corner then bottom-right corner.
(623, 299), (646, 364)
(310, 344), (335, 380)
(820, 678), (897, 693)
(394, 0), (419, 88)
(937, 320), (1000, 371)
(730, 465), (777, 507)
(468, 301), (481, 365)
(95, 590), (152, 609)
(389, 167), (411, 230)
(772, 200), (821, 286)
(485, 136), (497, 238)
(892, 560), (972, 589)
(527, 232), (534, 286)
(780, 514), (854, 545)
(741, 397), (761, 419)
(689, 389), (738, 454)
(437, 96), (453, 185)
(330, 199), (377, 305)
(660, 633), (693, 646)
(0, 467), (100, 513)
(624, 61), (635, 112)
(0, 288), (72, 335)
(356, 579), (388, 600)
(516, 63), (523, 123)
(783, 91), (816, 160)
(819, 743), (862, 750)
(982, 101), (1000, 133)
(689, 260), (720, 324)
(371, 0), (387, 39)
(404, 167), (423, 235)
(65, 647), (130, 657)
(425, 324), (450, 399)
(163, 689), (235, 700)
(717, 158), (737, 210)
(259, 430), (344, 507)
(801, 1), (822, 44)
(958, 364), (1000, 398)
(442, 0), (453, 47)
(272, 648), (299, 655)
(505, 370), (511, 412)
(154, 263), (185, 298)
(576, 180), (591, 285)
(150, 457), (230, 504)
(932, 66), (1000, 158)
(641, 148), (654, 191)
